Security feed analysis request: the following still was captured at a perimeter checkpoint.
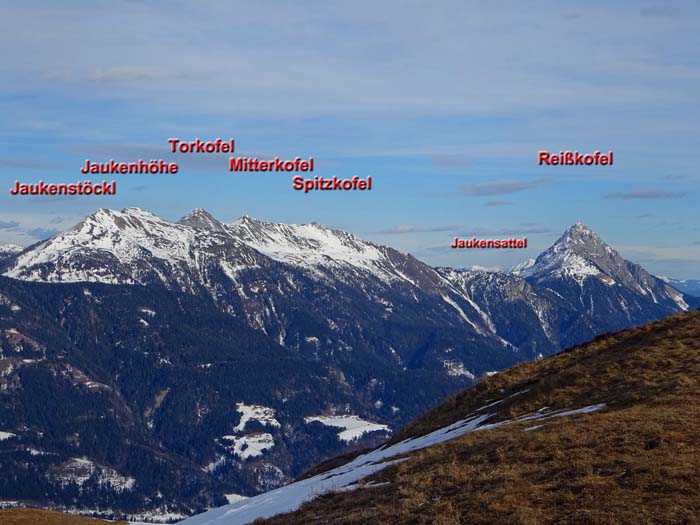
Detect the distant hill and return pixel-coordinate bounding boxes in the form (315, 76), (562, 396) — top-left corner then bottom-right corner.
(660, 277), (700, 297)
(182, 310), (700, 524)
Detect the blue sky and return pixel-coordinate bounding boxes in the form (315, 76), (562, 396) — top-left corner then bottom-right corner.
(0, 1), (698, 277)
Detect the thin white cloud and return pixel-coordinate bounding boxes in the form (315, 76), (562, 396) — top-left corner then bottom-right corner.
(377, 225), (460, 234)
(605, 190), (685, 199)
(1, 1), (698, 119)
(455, 178), (551, 196)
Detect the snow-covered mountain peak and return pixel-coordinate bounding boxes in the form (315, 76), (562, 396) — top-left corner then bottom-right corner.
(78, 207), (169, 232)
(121, 206), (154, 215)
(2, 208), (421, 289)
(519, 224), (620, 283)
(230, 214), (256, 224)
(179, 209), (228, 232)
(77, 207), (189, 240)
(567, 221), (593, 233)
(226, 217), (392, 279)
(557, 222), (604, 250)
(4, 208), (202, 284)
(510, 224), (689, 312)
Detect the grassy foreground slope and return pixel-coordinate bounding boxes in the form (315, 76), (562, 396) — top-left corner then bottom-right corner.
(0, 508), (126, 525)
(261, 310), (700, 524)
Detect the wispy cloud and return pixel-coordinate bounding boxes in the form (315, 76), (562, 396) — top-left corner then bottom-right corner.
(0, 158), (53, 170)
(0, 221), (21, 230)
(90, 66), (197, 83)
(377, 225), (459, 234)
(460, 226), (552, 236)
(455, 178), (551, 196)
(605, 190), (685, 199)
(484, 200), (512, 207)
(562, 12), (583, 20)
(377, 224), (551, 235)
(430, 155), (469, 169)
(376, 223), (552, 236)
(640, 5), (677, 18)
(4, 1), (693, 121)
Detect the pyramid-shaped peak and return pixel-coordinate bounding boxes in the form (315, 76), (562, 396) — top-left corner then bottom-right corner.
(565, 222), (596, 236)
(180, 208), (216, 221)
(554, 223), (606, 251)
(519, 222), (624, 282)
(81, 208), (122, 225)
(230, 214), (268, 229)
(179, 209), (226, 231)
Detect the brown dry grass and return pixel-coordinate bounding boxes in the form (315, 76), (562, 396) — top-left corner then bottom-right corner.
(0, 508), (126, 525)
(260, 310), (700, 525)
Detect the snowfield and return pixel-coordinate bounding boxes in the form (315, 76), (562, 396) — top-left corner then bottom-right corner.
(303, 415), (391, 442)
(222, 433), (275, 460)
(178, 402), (606, 525)
(0, 431), (16, 441)
(233, 403), (280, 433)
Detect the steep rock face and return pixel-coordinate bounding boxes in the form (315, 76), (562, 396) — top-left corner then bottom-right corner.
(437, 268), (567, 359)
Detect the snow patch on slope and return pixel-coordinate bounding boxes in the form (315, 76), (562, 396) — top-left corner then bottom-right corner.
(222, 433), (275, 460)
(441, 359), (475, 379)
(441, 294), (482, 333)
(667, 287), (690, 311)
(304, 415), (391, 443)
(233, 403), (280, 433)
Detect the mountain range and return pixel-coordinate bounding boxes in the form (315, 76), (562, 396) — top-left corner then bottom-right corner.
(0, 208), (695, 519)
